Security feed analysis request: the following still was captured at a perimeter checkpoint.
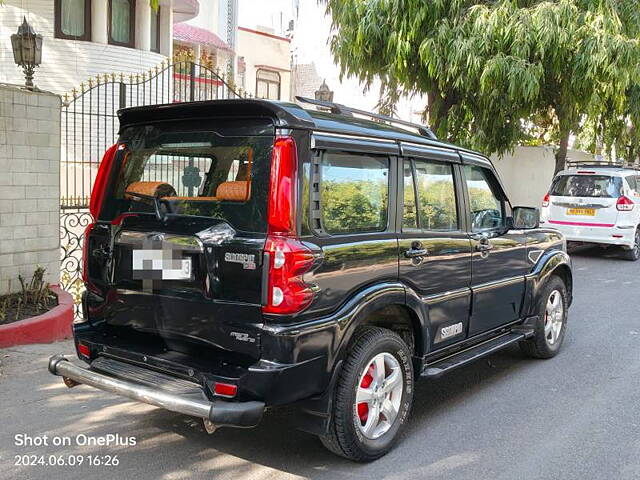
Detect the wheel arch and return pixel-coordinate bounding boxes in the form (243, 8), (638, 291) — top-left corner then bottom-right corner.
(524, 250), (573, 316)
(330, 283), (428, 371)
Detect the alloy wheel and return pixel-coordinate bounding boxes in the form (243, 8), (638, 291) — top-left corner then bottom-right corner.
(355, 352), (403, 440)
(544, 290), (564, 346)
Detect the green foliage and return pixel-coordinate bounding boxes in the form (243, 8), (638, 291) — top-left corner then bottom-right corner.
(324, 0), (640, 170)
(416, 180), (457, 231)
(468, 187), (499, 213)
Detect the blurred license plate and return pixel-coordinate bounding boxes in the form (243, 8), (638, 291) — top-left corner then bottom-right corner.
(132, 250), (192, 280)
(567, 208), (595, 216)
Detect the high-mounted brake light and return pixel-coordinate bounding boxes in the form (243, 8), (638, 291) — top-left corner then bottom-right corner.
(577, 170), (596, 174)
(263, 137), (318, 314)
(616, 195), (634, 211)
(89, 144), (119, 219)
(542, 192), (550, 207)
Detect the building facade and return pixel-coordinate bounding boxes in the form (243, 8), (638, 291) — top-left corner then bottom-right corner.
(236, 26), (292, 101)
(172, 0), (238, 80)
(0, 0), (201, 94)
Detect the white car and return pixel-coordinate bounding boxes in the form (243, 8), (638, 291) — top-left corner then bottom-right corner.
(540, 165), (640, 260)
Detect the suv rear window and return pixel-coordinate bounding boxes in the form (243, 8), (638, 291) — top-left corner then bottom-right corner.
(550, 174), (623, 198)
(101, 122), (273, 232)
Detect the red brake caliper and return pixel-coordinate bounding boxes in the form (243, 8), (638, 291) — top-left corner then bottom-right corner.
(357, 363), (374, 423)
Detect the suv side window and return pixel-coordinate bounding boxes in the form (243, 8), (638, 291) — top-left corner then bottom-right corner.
(320, 152), (389, 235)
(407, 159), (458, 231)
(464, 165), (504, 232)
(402, 161), (418, 230)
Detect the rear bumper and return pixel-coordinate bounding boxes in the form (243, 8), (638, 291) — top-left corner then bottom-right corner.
(542, 221), (636, 247)
(48, 354), (265, 428)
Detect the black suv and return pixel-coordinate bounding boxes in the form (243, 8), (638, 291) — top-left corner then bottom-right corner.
(49, 97), (573, 461)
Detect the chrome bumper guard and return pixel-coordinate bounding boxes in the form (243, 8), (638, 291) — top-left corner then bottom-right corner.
(48, 354), (264, 428)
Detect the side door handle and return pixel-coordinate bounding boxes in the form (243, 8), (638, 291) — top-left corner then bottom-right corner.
(405, 248), (429, 258)
(474, 235), (494, 253)
(404, 241), (429, 259)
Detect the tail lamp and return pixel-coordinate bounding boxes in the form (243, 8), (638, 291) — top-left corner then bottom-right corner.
(263, 136), (317, 315)
(267, 137), (298, 235)
(263, 237), (316, 314)
(617, 195), (634, 211)
(542, 192), (550, 207)
(82, 144), (118, 291)
(89, 144), (118, 219)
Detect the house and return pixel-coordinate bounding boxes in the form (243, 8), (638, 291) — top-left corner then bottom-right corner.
(236, 26), (292, 101)
(0, 0), (201, 94)
(172, 0), (237, 80)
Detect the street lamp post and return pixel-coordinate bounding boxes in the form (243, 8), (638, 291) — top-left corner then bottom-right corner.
(11, 17), (43, 90)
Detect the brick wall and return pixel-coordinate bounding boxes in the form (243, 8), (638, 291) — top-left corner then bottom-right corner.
(0, 85), (60, 295)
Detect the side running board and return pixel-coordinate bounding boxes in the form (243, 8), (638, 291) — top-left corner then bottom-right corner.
(422, 329), (534, 379)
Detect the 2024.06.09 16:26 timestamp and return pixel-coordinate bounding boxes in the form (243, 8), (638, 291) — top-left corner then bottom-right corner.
(15, 454), (120, 467)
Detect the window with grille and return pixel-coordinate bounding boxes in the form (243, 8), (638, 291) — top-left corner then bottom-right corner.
(256, 69), (281, 100)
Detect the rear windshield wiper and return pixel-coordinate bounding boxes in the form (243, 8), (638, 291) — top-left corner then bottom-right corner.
(127, 193), (172, 222)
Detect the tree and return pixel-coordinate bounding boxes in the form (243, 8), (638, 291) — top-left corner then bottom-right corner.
(324, 0), (640, 172)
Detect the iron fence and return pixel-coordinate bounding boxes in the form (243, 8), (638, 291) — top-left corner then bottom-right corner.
(60, 58), (245, 317)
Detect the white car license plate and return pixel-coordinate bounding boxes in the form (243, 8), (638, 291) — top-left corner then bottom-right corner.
(132, 250), (192, 280)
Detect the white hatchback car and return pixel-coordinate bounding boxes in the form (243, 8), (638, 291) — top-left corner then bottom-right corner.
(540, 165), (640, 260)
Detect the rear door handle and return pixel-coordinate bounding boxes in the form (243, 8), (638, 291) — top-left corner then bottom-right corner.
(475, 242), (493, 252)
(405, 248), (429, 258)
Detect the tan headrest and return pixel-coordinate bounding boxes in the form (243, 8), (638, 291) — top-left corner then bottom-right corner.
(125, 181), (176, 198)
(162, 196), (217, 202)
(216, 181), (250, 202)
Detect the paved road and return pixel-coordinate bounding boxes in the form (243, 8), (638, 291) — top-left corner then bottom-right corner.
(1, 246), (639, 480)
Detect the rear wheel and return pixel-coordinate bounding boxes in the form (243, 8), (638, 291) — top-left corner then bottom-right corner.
(520, 275), (568, 359)
(621, 228), (640, 261)
(319, 327), (413, 462)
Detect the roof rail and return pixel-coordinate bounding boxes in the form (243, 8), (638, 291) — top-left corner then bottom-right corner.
(295, 96), (437, 140)
(566, 161), (633, 169)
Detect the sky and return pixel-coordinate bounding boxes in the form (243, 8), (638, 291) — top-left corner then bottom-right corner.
(237, 0), (425, 123)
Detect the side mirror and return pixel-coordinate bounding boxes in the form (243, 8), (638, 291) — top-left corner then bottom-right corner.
(513, 206), (540, 229)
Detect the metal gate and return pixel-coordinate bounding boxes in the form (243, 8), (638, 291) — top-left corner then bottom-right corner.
(60, 57), (245, 318)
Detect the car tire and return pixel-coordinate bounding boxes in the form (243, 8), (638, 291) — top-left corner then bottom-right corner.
(319, 326), (414, 462)
(621, 228), (640, 261)
(519, 275), (568, 359)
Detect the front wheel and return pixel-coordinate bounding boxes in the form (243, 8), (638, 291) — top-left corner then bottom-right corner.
(319, 327), (414, 462)
(519, 275), (568, 359)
